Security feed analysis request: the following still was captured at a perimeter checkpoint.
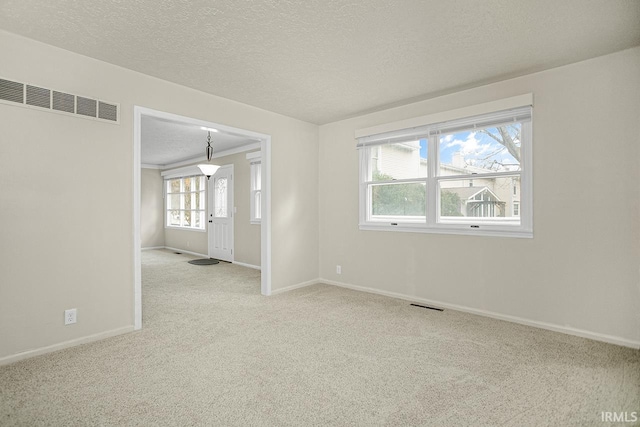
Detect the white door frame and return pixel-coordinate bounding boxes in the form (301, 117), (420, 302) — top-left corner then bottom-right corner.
(208, 164), (234, 262)
(133, 106), (272, 330)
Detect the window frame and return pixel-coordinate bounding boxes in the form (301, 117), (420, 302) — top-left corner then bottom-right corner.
(246, 151), (262, 224)
(164, 174), (207, 232)
(358, 103), (533, 238)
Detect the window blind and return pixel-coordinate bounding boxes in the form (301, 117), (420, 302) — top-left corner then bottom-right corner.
(356, 106), (531, 149)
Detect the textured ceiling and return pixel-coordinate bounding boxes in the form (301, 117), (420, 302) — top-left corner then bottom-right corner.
(141, 116), (257, 166)
(1, 0), (639, 124)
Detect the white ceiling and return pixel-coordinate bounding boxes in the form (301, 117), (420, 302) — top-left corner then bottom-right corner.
(140, 115), (258, 166)
(0, 1), (639, 125)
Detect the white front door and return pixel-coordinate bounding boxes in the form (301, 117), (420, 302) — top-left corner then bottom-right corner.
(208, 165), (234, 262)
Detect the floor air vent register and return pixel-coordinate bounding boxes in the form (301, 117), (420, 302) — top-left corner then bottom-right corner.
(0, 77), (119, 123)
(410, 303), (444, 312)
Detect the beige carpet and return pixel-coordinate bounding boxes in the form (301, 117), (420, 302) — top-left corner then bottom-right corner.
(1, 249), (638, 426)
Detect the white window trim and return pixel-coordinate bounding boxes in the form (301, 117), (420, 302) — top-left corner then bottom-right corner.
(356, 97), (533, 238)
(246, 151), (262, 224)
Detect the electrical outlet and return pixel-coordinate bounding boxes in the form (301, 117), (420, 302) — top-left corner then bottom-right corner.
(336, 265), (342, 274)
(64, 308), (77, 325)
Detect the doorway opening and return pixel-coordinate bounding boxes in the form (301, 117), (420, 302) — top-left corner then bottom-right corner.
(133, 106), (272, 330)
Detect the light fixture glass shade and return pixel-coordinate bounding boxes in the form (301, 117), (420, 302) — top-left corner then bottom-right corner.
(198, 163), (220, 177)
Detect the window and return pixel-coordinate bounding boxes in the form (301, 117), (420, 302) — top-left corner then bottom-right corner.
(214, 176), (228, 217)
(358, 103), (532, 237)
(247, 152), (262, 224)
(165, 175), (206, 230)
(250, 162), (262, 223)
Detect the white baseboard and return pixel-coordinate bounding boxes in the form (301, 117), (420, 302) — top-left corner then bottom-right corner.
(319, 278), (640, 350)
(270, 278), (320, 296)
(233, 261), (261, 270)
(164, 247), (209, 258)
(141, 246), (164, 251)
(0, 326), (135, 367)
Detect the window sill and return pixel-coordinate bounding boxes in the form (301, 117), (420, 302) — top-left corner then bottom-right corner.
(359, 223), (532, 239)
(165, 226), (207, 233)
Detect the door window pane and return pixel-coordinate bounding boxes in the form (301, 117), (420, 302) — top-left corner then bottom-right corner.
(215, 177), (228, 218)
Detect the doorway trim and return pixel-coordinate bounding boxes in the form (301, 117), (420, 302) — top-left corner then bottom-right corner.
(133, 106), (272, 330)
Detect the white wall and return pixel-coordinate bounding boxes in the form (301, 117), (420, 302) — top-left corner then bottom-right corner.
(0, 30), (318, 361)
(318, 47), (640, 346)
(164, 227), (207, 256)
(228, 151), (261, 267)
(141, 168), (164, 248)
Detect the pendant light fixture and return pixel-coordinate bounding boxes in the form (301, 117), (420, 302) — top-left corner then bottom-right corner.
(197, 130), (220, 179)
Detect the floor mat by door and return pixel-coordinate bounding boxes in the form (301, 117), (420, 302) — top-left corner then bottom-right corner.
(188, 259), (220, 265)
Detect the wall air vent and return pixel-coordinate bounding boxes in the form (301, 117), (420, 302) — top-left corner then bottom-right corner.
(77, 96), (97, 117)
(26, 85), (51, 109)
(52, 91), (75, 113)
(98, 101), (118, 122)
(0, 78), (24, 104)
(0, 76), (119, 124)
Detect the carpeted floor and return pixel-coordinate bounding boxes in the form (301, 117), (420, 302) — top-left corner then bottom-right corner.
(1, 249), (638, 426)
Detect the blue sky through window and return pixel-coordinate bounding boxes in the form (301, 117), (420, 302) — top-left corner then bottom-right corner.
(419, 139), (427, 159)
(418, 126), (521, 171)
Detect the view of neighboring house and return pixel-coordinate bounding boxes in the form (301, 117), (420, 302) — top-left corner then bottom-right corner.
(439, 152), (520, 219)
